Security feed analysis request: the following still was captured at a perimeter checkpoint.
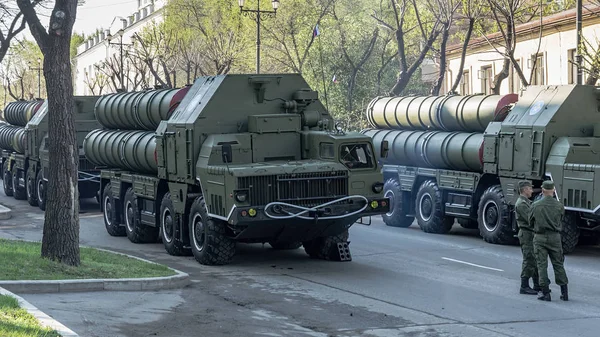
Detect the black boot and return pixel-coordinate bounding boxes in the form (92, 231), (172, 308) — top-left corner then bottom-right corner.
(560, 285), (568, 301)
(538, 287), (551, 301)
(520, 277), (537, 295)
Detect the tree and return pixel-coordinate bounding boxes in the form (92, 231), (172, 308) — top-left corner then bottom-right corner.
(373, 0), (442, 96)
(16, 0), (83, 266)
(2, 39), (45, 100)
(0, 1), (29, 64)
(426, 0), (460, 95)
(450, 0), (483, 93)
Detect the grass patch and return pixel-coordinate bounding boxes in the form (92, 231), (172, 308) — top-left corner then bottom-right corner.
(0, 239), (176, 281)
(0, 294), (60, 337)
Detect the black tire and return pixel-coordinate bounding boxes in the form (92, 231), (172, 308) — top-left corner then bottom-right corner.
(188, 196), (236, 265)
(3, 164), (13, 197)
(36, 170), (46, 211)
(268, 241), (302, 250)
(458, 218), (478, 229)
(12, 168), (26, 200)
(160, 192), (191, 256)
(561, 211), (580, 254)
(26, 169), (38, 207)
(303, 230), (350, 261)
(103, 183), (125, 237)
(381, 179), (415, 228)
(414, 180), (453, 234)
(477, 185), (516, 244)
(124, 187), (158, 243)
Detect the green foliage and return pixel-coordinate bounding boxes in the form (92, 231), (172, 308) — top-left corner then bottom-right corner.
(0, 295), (60, 337)
(70, 31), (85, 59)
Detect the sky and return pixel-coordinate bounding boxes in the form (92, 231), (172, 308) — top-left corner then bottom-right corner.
(18, 0), (139, 41)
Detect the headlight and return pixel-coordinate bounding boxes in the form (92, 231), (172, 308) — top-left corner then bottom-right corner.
(235, 191), (248, 203)
(372, 182), (384, 193)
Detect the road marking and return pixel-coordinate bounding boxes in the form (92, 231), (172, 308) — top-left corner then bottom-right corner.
(441, 257), (504, 272)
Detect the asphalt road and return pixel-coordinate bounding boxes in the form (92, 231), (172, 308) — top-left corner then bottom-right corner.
(1, 186), (600, 337)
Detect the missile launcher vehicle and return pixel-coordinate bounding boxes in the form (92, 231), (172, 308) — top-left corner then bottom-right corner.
(86, 74), (389, 266)
(363, 85), (600, 253)
(0, 97), (102, 210)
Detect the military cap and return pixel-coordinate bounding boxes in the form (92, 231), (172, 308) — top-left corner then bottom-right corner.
(518, 180), (532, 189)
(541, 180), (555, 190)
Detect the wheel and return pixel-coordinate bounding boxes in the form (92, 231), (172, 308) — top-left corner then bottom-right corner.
(381, 179), (414, 228)
(414, 180), (453, 234)
(160, 192), (191, 256)
(458, 218), (478, 229)
(124, 187), (158, 243)
(188, 196), (235, 265)
(26, 169), (38, 207)
(561, 211), (580, 254)
(35, 170), (46, 211)
(477, 185), (516, 244)
(303, 230), (350, 261)
(3, 164), (13, 197)
(103, 183), (125, 237)
(12, 168), (26, 200)
(268, 241), (302, 250)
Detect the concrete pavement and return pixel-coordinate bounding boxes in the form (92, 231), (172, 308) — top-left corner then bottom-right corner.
(1, 188), (600, 337)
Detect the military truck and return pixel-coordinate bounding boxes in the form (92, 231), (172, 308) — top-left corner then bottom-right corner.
(85, 74), (390, 266)
(362, 85), (600, 254)
(0, 97), (102, 210)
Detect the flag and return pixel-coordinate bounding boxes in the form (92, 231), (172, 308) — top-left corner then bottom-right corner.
(313, 24), (320, 37)
(332, 75), (338, 84)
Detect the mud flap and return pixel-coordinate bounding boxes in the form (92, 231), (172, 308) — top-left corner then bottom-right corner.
(337, 241), (352, 261)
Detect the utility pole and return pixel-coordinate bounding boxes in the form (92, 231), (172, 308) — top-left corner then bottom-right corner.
(576, 0), (583, 85)
(29, 58), (42, 98)
(106, 28), (132, 92)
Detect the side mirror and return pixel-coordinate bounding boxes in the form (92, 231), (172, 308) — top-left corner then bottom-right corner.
(222, 143), (233, 163)
(380, 140), (389, 158)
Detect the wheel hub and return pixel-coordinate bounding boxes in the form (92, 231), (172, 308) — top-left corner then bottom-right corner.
(37, 180), (44, 203)
(483, 200), (499, 232)
(419, 193), (433, 221)
(104, 196), (112, 226)
(384, 190), (395, 216)
(162, 209), (174, 243)
(192, 214), (206, 252)
(126, 201), (134, 232)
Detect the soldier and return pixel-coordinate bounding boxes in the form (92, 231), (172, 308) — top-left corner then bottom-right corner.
(529, 180), (569, 302)
(515, 180), (539, 295)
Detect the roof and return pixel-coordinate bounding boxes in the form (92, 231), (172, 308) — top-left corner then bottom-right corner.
(447, 3), (600, 55)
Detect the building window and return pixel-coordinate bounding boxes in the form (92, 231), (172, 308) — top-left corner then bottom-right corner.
(530, 53), (545, 85)
(510, 59), (522, 93)
(480, 65), (493, 95)
(568, 49), (577, 84)
(461, 70), (470, 95)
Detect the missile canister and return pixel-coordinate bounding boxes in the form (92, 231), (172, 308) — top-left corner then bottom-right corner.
(366, 93), (518, 133)
(4, 100), (44, 127)
(94, 87), (190, 131)
(83, 129), (157, 174)
(362, 128), (484, 172)
(0, 124), (26, 153)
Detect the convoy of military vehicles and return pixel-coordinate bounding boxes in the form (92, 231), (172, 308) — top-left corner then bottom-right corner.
(0, 74), (390, 266)
(362, 84), (600, 253)
(2, 74), (599, 262)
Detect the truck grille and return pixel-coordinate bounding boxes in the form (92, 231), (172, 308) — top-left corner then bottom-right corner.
(238, 171), (348, 207)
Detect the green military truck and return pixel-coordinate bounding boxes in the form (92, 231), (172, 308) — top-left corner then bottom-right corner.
(84, 74), (390, 266)
(362, 85), (600, 253)
(0, 97), (102, 210)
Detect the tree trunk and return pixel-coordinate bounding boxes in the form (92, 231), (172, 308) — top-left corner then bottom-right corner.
(431, 26), (450, 95)
(451, 18), (475, 93)
(492, 58), (510, 94)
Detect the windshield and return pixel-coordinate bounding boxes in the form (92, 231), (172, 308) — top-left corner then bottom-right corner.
(339, 143), (374, 169)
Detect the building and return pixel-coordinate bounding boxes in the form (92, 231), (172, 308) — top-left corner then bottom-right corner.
(445, 4), (600, 96)
(74, 0), (166, 95)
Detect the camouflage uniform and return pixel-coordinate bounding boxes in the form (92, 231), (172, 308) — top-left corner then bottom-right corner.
(529, 181), (569, 301)
(515, 180), (538, 294)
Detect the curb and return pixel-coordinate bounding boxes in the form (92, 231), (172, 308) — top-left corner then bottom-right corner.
(0, 245), (191, 294)
(0, 286), (79, 337)
(0, 203), (11, 220)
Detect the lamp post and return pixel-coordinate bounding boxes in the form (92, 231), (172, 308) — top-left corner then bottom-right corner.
(28, 58), (42, 98)
(238, 0), (280, 74)
(106, 28), (132, 92)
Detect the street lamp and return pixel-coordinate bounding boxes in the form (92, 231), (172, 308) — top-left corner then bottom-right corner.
(238, 0), (280, 74)
(106, 28), (132, 92)
(28, 58), (42, 98)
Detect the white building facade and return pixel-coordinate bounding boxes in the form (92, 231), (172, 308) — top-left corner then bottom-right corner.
(445, 4), (600, 96)
(74, 0), (166, 95)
